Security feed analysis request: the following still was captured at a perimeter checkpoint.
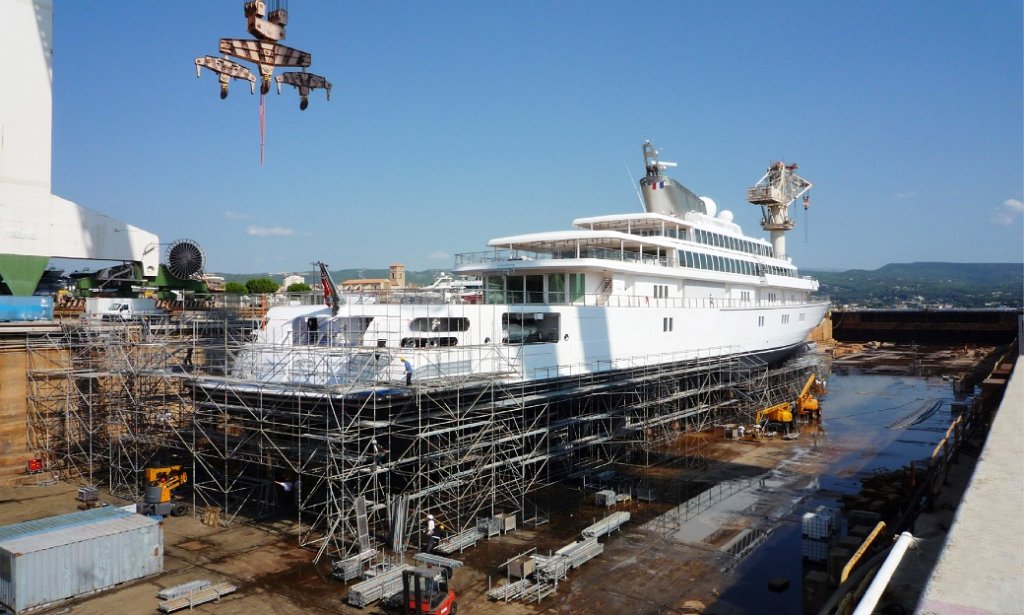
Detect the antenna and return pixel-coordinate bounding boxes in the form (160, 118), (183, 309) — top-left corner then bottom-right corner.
(625, 164), (645, 211)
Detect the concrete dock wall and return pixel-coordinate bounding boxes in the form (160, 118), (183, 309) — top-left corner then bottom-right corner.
(916, 358), (1022, 614)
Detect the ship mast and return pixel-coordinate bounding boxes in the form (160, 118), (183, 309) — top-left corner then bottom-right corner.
(746, 161), (813, 260)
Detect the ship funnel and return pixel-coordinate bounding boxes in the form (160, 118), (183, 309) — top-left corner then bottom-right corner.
(639, 140), (707, 217)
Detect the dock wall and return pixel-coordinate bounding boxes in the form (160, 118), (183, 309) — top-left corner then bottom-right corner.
(831, 309), (1021, 344)
(916, 357), (1022, 614)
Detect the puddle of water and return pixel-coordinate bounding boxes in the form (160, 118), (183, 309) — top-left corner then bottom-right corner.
(715, 371), (960, 613)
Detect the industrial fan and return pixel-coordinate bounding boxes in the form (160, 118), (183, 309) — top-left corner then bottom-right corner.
(164, 239), (206, 280)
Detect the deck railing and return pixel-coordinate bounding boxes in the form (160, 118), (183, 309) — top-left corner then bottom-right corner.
(225, 291), (830, 310)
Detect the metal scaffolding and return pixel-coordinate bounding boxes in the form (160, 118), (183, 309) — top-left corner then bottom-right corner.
(24, 301), (827, 568)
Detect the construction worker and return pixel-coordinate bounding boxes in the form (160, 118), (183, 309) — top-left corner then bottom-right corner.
(425, 513), (445, 553)
(400, 356), (414, 386)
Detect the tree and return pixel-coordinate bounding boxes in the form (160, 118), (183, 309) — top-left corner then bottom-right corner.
(245, 278), (280, 294)
(286, 282), (312, 293)
(224, 281), (247, 294)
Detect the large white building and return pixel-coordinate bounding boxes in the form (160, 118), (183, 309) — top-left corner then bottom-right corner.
(0, 0), (160, 295)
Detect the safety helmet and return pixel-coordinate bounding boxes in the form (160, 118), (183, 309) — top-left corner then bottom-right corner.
(427, 514), (434, 519)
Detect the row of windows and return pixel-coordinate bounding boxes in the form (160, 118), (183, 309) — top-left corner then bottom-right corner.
(694, 228), (773, 257)
(653, 284), (669, 298)
(677, 250), (797, 278)
(634, 227), (686, 240)
(484, 273), (586, 304)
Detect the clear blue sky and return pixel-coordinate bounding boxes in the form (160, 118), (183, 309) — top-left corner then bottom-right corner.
(50, 1), (1023, 275)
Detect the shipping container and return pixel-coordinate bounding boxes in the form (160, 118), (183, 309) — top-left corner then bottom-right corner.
(0, 507), (162, 614)
(0, 296), (53, 322)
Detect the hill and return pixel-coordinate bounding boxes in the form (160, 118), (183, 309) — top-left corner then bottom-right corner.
(806, 262), (1023, 308)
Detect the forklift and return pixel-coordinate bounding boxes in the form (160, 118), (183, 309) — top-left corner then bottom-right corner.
(400, 566), (457, 615)
(135, 465), (190, 517)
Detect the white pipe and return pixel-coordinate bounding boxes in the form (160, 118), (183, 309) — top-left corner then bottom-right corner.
(851, 531), (917, 615)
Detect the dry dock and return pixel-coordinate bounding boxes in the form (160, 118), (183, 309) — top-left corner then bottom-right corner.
(0, 314), (1021, 614)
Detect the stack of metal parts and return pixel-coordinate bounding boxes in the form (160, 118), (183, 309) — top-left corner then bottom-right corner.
(157, 583), (237, 613)
(412, 552), (465, 570)
(332, 548), (378, 582)
(534, 537), (604, 582)
(581, 511), (630, 539)
(157, 580), (211, 600)
(434, 528), (484, 554)
(486, 578), (554, 602)
(346, 564), (411, 608)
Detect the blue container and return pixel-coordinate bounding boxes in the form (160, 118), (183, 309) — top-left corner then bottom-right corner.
(0, 296), (54, 321)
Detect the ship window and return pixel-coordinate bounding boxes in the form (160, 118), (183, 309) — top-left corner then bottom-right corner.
(485, 276), (506, 304)
(502, 313), (561, 344)
(410, 317), (470, 332)
(782, 314), (790, 324)
(698, 253), (707, 269)
(525, 275), (544, 303)
(547, 274), (565, 303)
(569, 273), (586, 303)
(758, 315), (765, 327)
(401, 336), (458, 347)
(663, 317), (674, 332)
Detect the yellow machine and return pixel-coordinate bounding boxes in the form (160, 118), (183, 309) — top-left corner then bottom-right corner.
(796, 373), (824, 419)
(756, 402), (794, 426)
(136, 465), (190, 517)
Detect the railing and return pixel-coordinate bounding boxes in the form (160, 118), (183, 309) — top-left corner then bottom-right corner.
(209, 291), (830, 312)
(455, 248), (669, 268)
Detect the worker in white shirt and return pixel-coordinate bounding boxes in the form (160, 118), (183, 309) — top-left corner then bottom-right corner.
(425, 513), (444, 553)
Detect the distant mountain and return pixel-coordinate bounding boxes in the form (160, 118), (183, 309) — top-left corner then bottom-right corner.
(806, 262), (1023, 309)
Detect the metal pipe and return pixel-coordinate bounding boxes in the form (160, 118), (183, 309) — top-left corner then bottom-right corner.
(851, 531), (916, 615)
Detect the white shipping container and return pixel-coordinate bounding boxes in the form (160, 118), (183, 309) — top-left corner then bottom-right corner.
(0, 508), (162, 613)
(801, 505), (837, 540)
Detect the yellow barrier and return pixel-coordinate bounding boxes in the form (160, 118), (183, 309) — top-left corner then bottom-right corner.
(841, 521), (887, 584)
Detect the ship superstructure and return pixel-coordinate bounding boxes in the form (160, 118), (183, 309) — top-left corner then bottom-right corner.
(239, 141), (827, 388)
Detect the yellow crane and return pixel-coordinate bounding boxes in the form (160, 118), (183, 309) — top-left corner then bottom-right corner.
(749, 372), (825, 439)
(796, 373), (824, 419)
(136, 465), (190, 517)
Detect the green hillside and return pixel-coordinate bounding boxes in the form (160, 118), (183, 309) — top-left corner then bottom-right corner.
(806, 262), (1022, 308)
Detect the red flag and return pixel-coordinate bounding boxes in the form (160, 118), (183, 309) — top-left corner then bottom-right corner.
(259, 93), (266, 165)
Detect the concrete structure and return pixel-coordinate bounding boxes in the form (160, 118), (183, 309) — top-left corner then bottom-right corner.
(915, 360), (1023, 614)
(0, 0), (159, 295)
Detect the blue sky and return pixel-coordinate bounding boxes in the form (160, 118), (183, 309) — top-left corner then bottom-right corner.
(50, 1), (1022, 275)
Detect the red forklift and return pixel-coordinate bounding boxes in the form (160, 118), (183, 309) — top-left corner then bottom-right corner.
(401, 567), (457, 615)
(396, 552), (463, 615)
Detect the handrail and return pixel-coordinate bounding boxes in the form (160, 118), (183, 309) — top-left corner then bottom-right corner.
(840, 521), (887, 584)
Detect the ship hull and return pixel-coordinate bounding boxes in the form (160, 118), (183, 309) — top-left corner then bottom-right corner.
(233, 300), (829, 389)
